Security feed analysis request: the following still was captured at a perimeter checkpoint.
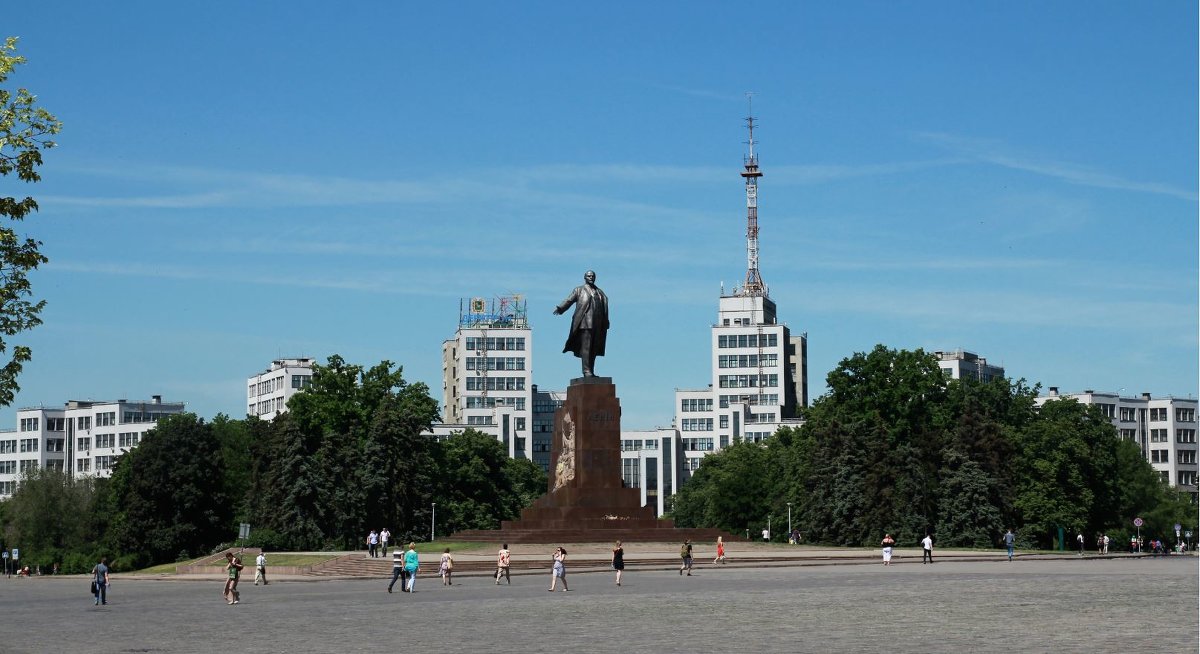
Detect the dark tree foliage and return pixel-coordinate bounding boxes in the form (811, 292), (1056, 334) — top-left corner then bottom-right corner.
(434, 429), (539, 533)
(106, 414), (231, 566)
(671, 344), (1188, 550)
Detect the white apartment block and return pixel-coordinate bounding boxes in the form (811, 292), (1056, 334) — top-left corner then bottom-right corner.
(935, 349), (1005, 382)
(620, 428), (680, 516)
(247, 358), (314, 420)
(439, 295), (533, 461)
(673, 292), (807, 479)
(1036, 388), (1198, 500)
(0, 396), (185, 497)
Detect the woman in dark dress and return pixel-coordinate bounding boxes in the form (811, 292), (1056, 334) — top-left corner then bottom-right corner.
(612, 540), (625, 587)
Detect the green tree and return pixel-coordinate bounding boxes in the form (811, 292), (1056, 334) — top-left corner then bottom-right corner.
(2, 467), (96, 566)
(671, 440), (776, 534)
(0, 37), (60, 407)
(432, 429), (547, 535)
(253, 356), (441, 547)
(106, 414), (232, 566)
(1011, 399), (1118, 547)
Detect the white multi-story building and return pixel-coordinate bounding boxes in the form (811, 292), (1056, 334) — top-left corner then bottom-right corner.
(935, 349), (1005, 382)
(620, 428), (680, 516)
(247, 358), (314, 420)
(439, 295), (533, 460)
(674, 293), (807, 475)
(0, 396), (186, 497)
(1036, 388), (1198, 500)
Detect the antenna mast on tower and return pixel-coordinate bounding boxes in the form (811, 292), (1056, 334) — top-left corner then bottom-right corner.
(739, 94), (767, 298)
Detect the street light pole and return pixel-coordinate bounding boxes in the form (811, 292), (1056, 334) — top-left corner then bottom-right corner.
(431, 503), (436, 542)
(787, 502), (792, 536)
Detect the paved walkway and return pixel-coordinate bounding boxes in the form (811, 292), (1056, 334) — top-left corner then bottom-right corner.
(124, 541), (1188, 581)
(3, 556), (1195, 653)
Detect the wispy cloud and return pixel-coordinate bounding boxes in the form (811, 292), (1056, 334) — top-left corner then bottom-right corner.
(45, 156), (970, 213)
(916, 132), (1198, 202)
(645, 83), (745, 102)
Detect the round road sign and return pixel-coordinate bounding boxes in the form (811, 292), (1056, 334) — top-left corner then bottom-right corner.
(1133, 517), (1144, 527)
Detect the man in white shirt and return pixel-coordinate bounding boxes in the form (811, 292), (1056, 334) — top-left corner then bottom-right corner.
(921, 534), (933, 564)
(380, 528), (391, 556)
(254, 552), (268, 586)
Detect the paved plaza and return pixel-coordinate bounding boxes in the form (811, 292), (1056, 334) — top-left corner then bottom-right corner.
(2, 556), (1195, 653)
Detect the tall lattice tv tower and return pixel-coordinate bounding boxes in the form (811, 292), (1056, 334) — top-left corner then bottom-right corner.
(738, 100), (767, 298)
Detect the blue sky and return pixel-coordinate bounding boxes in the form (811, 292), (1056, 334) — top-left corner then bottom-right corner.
(3, 2), (1196, 429)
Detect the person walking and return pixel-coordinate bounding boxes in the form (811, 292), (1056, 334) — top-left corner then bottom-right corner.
(367, 530), (379, 558)
(1003, 529), (1015, 562)
(387, 548), (404, 593)
(679, 540), (693, 576)
(612, 541), (625, 587)
(439, 548), (454, 586)
(91, 557), (110, 606)
(921, 533), (934, 564)
(403, 542), (419, 592)
(254, 551), (269, 585)
(714, 536), (726, 565)
(1102, 533), (1110, 555)
(223, 552), (244, 604)
(548, 546), (569, 591)
(380, 528), (391, 557)
(495, 543), (512, 585)
(881, 533), (895, 566)
(1076, 532), (1085, 556)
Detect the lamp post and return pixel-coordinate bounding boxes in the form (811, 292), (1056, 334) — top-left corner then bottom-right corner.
(787, 502), (793, 536)
(431, 503), (437, 542)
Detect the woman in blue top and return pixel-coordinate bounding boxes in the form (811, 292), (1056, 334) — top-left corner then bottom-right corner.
(403, 543), (419, 592)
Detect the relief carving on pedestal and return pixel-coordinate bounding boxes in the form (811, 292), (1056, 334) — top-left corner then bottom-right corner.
(553, 411), (576, 491)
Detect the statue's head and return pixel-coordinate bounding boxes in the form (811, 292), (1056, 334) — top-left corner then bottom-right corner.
(584, 270), (596, 284)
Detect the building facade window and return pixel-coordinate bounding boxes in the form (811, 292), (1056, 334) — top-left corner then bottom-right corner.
(718, 374), (778, 389)
(718, 354), (779, 369)
(681, 418), (713, 432)
(1178, 429), (1198, 444)
(1177, 408), (1196, 423)
(0, 460), (15, 474)
(464, 337), (526, 352)
(717, 333), (778, 348)
(1149, 408), (1168, 422)
(1177, 450), (1197, 465)
(1119, 407), (1138, 422)
(19, 438), (38, 453)
(77, 437), (90, 451)
(77, 416), (91, 431)
(118, 432), (140, 448)
(96, 412), (116, 427)
(1150, 449), (1169, 464)
(19, 460), (38, 472)
(465, 377), (525, 391)
(46, 418), (65, 431)
(45, 438), (64, 452)
(1178, 471), (1198, 486)
(95, 456), (114, 471)
(680, 398), (713, 412)
(681, 437), (714, 451)
(76, 459), (91, 473)
(0, 439), (15, 453)
(96, 434), (115, 449)
(465, 356), (526, 371)
(19, 417), (39, 432)
(1150, 429), (1169, 443)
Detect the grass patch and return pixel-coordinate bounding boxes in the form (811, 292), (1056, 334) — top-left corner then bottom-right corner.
(264, 554), (339, 567)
